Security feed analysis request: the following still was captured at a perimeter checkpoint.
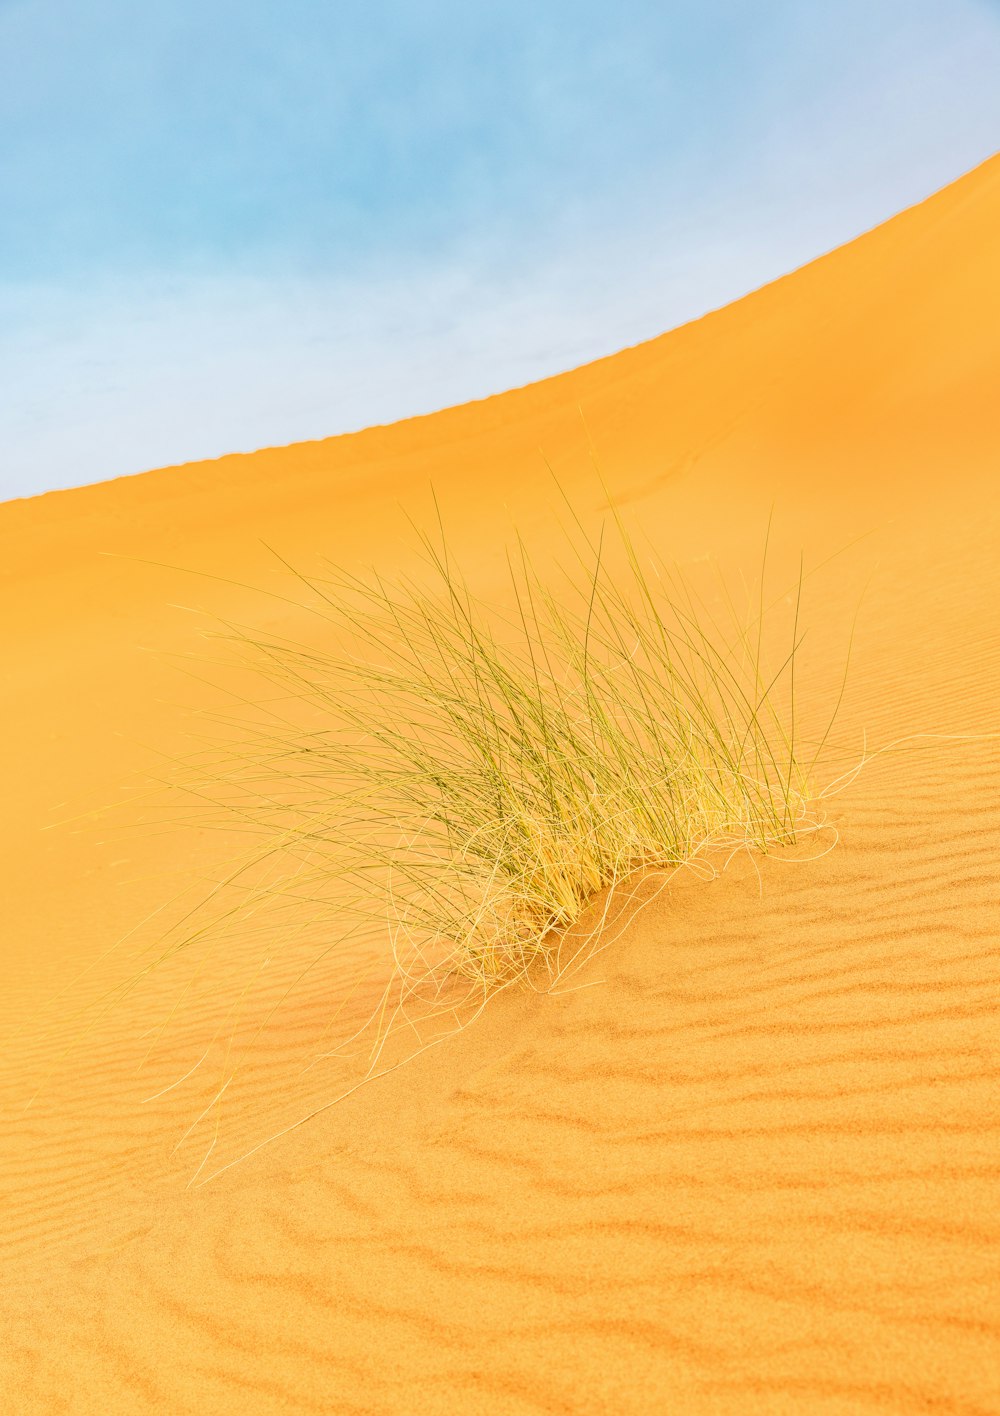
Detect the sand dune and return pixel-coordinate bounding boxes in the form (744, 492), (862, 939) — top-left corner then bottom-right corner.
(2, 155), (999, 1414)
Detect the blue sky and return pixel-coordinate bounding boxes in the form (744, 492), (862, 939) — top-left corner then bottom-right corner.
(2, 1), (999, 500)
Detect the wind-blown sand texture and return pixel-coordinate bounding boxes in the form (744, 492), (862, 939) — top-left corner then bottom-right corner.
(2, 155), (999, 1415)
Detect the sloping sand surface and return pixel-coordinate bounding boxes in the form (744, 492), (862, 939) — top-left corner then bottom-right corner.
(2, 156), (999, 1414)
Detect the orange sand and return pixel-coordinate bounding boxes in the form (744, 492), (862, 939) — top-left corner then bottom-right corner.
(2, 155), (999, 1414)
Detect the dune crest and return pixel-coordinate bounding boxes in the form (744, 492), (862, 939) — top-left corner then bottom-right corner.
(2, 155), (999, 1414)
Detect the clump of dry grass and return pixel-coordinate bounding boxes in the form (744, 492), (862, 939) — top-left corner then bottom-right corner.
(183, 497), (825, 1019)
